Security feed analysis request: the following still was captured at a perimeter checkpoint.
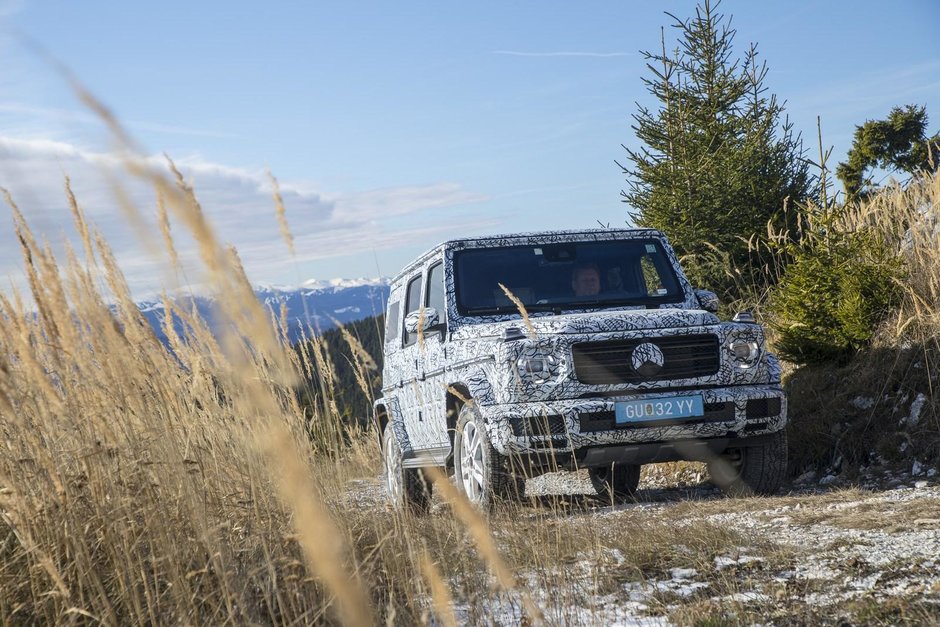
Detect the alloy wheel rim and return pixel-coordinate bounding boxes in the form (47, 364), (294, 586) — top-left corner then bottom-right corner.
(460, 421), (485, 503)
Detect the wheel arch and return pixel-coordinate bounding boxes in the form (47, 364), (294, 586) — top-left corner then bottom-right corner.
(445, 382), (472, 466)
(372, 399), (390, 451)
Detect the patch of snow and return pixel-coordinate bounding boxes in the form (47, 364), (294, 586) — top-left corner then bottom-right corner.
(914, 480), (929, 489)
(848, 573), (880, 591)
(850, 396), (875, 410)
(138, 301), (165, 313)
(903, 393), (927, 426)
(796, 563), (842, 581)
(712, 592), (770, 603)
(714, 555), (763, 570)
(912, 460), (924, 476)
(625, 578), (708, 601)
(928, 468), (938, 478)
(670, 582), (709, 598)
(819, 474), (838, 485)
(608, 548), (626, 565)
(300, 277), (390, 292)
(669, 568), (697, 580)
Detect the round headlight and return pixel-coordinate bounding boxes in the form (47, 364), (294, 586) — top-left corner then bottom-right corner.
(517, 354), (558, 383)
(728, 340), (760, 367)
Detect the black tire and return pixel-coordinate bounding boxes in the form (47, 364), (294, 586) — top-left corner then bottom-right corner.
(453, 404), (521, 510)
(707, 430), (788, 496)
(589, 463), (641, 503)
(383, 424), (432, 512)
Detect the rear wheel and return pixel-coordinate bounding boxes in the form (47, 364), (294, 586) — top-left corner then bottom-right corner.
(383, 424), (431, 512)
(454, 404), (522, 510)
(707, 430), (788, 496)
(589, 463), (641, 503)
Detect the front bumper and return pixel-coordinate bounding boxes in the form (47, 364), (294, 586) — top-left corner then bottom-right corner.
(477, 384), (786, 457)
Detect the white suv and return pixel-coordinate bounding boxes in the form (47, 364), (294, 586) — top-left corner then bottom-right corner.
(375, 229), (787, 510)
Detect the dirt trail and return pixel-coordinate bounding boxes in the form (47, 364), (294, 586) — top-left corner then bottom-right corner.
(349, 469), (940, 624)
(531, 470), (940, 622)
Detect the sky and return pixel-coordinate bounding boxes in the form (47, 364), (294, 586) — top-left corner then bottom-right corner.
(1, 0), (939, 297)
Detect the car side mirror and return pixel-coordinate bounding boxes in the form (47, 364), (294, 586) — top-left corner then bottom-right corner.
(404, 307), (441, 335)
(694, 289), (719, 313)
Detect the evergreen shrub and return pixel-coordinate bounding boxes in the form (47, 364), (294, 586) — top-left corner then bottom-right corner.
(769, 228), (903, 364)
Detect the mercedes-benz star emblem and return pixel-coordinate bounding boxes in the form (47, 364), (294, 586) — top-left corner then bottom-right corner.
(631, 342), (664, 377)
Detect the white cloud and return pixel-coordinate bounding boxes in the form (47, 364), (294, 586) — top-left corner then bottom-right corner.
(0, 135), (489, 297)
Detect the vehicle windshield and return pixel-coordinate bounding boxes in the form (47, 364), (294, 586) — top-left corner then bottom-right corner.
(453, 238), (685, 316)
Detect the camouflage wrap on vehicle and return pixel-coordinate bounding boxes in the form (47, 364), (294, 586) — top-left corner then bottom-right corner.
(374, 228), (787, 461)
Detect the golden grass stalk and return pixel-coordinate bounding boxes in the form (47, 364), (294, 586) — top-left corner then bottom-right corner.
(419, 550), (458, 627)
(262, 425), (375, 627)
(336, 320), (378, 401)
(268, 171), (295, 256)
(156, 189), (180, 271)
(498, 282), (536, 339)
(424, 467), (544, 625)
(65, 175), (96, 266)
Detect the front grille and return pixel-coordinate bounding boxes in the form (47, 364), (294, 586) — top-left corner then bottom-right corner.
(571, 334), (720, 385)
(510, 414), (567, 437)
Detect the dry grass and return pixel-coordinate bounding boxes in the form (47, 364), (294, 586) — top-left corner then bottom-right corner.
(786, 173), (940, 472)
(0, 126), (809, 623)
(2, 88), (939, 624)
(782, 495), (940, 532)
(0, 111), (754, 624)
(843, 172), (940, 340)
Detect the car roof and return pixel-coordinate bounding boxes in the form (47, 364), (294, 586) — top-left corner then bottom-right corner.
(440, 227), (663, 247)
(390, 227), (666, 284)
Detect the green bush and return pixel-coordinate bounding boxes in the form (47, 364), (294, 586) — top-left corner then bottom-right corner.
(769, 229), (903, 364)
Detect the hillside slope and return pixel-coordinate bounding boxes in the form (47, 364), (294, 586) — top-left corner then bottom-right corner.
(138, 278), (390, 345)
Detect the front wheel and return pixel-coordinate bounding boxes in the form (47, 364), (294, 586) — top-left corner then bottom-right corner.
(589, 463), (641, 503)
(383, 424), (431, 512)
(707, 430), (788, 496)
(453, 404), (521, 510)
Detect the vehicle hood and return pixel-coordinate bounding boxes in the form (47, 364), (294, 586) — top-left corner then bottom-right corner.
(450, 307), (720, 340)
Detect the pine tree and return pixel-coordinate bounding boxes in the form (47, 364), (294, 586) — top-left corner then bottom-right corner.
(836, 105), (940, 201)
(620, 0), (810, 300)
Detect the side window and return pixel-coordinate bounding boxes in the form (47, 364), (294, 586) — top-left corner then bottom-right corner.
(403, 274), (423, 346)
(426, 263), (445, 319)
(385, 299), (400, 343)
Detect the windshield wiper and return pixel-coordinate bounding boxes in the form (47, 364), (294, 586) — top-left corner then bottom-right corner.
(465, 305), (520, 315)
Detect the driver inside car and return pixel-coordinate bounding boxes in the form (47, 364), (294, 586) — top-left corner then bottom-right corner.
(571, 263), (601, 297)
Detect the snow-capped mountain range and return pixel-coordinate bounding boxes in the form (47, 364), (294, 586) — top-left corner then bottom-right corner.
(137, 277), (390, 345)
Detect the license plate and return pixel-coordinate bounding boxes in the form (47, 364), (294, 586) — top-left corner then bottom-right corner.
(615, 395), (704, 424)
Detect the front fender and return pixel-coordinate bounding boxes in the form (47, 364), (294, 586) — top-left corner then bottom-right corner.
(372, 396), (416, 457)
(455, 365), (498, 406)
